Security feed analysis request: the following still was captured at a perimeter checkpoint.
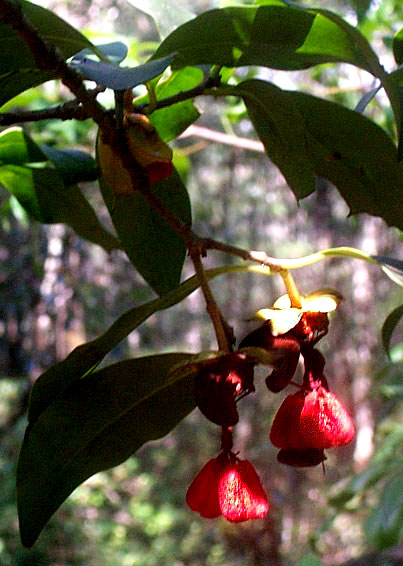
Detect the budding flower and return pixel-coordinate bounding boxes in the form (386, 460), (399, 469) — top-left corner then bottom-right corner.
(195, 353), (255, 426)
(186, 453), (269, 522)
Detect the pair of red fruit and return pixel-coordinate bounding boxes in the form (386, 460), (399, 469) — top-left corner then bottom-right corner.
(186, 292), (356, 522)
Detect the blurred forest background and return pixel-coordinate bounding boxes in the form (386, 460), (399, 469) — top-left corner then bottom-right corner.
(0, 0), (402, 564)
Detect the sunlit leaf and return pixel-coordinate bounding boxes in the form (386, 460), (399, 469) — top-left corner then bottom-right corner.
(382, 305), (403, 358)
(18, 353), (196, 548)
(154, 3), (381, 73)
(136, 66), (203, 141)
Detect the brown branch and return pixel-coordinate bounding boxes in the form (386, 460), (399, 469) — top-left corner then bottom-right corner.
(0, 88), (106, 126)
(189, 249), (231, 352)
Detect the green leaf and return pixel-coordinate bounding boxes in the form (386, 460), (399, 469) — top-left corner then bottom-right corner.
(70, 53), (176, 90)
(393, 28), (403, 65)
(99, 167), (192, 295)
(138, 67), (203, 142)
(17, 353), (196, 548)
(27, 262), (272, 425)
(382, 305), (403, 358)
(38, 145), (99, 185)
(0, 128), (119, 251)
(288, 91), (403, 229)
(0, 1), (95, 106)
(126, 0), (195, 39)
(153, 3), (381, 73)
(363, 472), (403, 550)
(238, 79), (315, 199)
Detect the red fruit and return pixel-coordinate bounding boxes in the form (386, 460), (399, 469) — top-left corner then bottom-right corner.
(219, 458), (269, 522)
(270, 386), (355, 451)
(186, 458), (222, 518)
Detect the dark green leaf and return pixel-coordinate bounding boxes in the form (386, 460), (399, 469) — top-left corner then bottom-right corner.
(238, 79), (315, 199)
(99, 167), (192, 295)
(0, 1), (95, 106)
(126, 0), (195, 39)
(393, 28), (403, 65)
(288, 91), (403, 229)
(136, 66), (203, 141)
(27, 262), (270, 425)
(39, 145), (99, 185)
(71, 53), (176, 89)
(17, 353), (196, 548)
(363, 472), (403, 550)
(153, 3), (381, 73)
(381, 305), (403, 358)
(0, 128), (119, 251)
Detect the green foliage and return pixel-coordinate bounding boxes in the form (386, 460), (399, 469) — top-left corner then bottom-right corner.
(0, 0), (96, 107)
(0, 0), (402, 553)
(18, 353), (197, 547)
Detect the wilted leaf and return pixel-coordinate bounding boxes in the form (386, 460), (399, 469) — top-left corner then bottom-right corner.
(18, 353), (196, 548)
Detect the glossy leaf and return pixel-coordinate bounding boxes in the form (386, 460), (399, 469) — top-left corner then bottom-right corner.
(153, 3), (381, 73)
(99, 167), (192, 295)
(17, 353), (196, 548)
(0, 128), (119, 251)
(0, 1), (96, 106)
(238, 79), (315, 199)
(381, 305), (403, 359)
(27, 263), (272, 425)
(126, 0), (195, 39)
(70, 53), (176, 90)
(288, 91), (403, 229)
(137, 66), (203, 141)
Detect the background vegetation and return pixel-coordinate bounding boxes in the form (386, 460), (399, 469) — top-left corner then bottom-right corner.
(0, 0), (402, 564)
